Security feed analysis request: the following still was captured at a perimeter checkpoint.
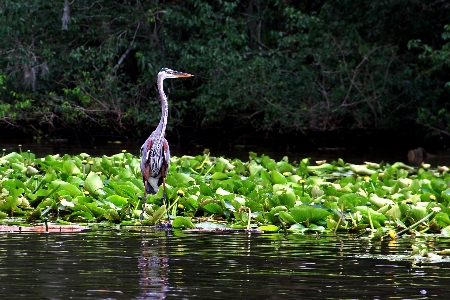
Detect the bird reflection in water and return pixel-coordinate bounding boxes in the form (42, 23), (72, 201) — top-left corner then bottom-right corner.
(138, 235), (170, 299)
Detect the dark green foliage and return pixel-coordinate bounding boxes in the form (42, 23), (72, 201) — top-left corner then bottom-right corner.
(0, 0), (449, 139)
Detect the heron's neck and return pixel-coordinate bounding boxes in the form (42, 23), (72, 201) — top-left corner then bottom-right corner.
(156, 75), (168, 142)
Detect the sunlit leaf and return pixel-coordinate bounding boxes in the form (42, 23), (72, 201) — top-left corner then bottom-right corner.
(84, 172), (104, 197)
(271, 170), (287, 184)
(26, 166), (39, 176)
(49, 180), (83, 197)
(62, 161), (81, 175)
(1, 152), (23, 162)
(199, 182), (213, 196)
(278, 211), (296, 224)
(203, 203), (223, 214)
(211, 172), (228, 180)
(441, 189), (450, 202)
(11, 163), (26, 173)
(172, 173), (195, 185)
(258, 225), (280, 232)
(0, 188), (24, 213)
(288, 223), (306, 232)
(411, 206), (427, 221)
(216, 187), (232, 196)
(106, 195), (128, 207)
(350, 164), (377, 176)
(369, 195), (395, 208)
(290, 206), (331, 223)
(248, 161), (263, 176)
(2, 179), (27, 191)
(172, 216), (195, 229)
(278, 191), (296, 208)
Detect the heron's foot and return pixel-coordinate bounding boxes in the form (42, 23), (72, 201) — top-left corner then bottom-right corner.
(156, 222), (172, 231)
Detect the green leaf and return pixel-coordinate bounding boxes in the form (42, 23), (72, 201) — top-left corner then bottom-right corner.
(49, 180), (83, 197)
(105, 208), (121, 222)
(248, 161), (263, 176)
(385, 204), (401, 220)
(434, 212), (450, 228)
(0, 211), (8, 219)
(62, 161), (81, 175)
(83, 203), (106, 218)
(0, 188), (24, 213)
(2, 179), (27, 191)
(106, 195), (128, 207)
(261, 155), (275, 169)
(213, 161), (225, 173)
(369, 195), (395, 208)
(1, 152), (23, 162)
(172, 173), (195, 185)
(271, 170), (287, 184)
(211, 172), (228, 180)
(289, 206), (331, 223)
(84, 172), (104, 197)
(349, 164), (376, 176)
(441, 188), (450, 202)
(288, 223), (306, 232)
(307, 224), (326, 232)
(199, 182), (213, 196)
(258, 225), (280, 232)
(11, 162), (26, 173)
(203, 203), (223, 214)
(278, 211), (297, 224)
(411, 206), (427, 221)
(306, 164), (334, 173)
(277, 161), (295, 173)
(172, 216), (195, 229)
(264, 206), (288, 223)
(279, 191), (296, 208)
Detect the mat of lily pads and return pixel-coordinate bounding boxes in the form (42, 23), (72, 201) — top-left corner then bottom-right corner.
(1, 150), (450, 238)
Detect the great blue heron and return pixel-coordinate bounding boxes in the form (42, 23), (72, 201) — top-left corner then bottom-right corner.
(140, 68), (193, 225)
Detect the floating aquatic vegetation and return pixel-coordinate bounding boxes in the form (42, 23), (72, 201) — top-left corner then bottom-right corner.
(1, 150), (450, 240)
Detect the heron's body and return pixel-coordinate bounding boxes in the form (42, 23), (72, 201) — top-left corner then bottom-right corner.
(140, 134), (170, 194)
(140, 68), (193, 224)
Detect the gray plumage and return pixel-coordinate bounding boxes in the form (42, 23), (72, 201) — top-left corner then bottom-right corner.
(140, 68), (193, 224)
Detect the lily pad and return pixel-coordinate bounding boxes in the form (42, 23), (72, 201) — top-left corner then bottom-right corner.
(258, 225), (280, 232)
(84, 172), (104, 197)
(203, 203), (224, 214)
(172, 216), (195, 229)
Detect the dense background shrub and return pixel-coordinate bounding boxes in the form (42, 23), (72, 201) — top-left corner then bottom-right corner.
(0, 0), (449, 143)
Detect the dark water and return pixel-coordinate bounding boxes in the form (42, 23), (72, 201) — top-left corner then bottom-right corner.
(0, 138), (422, 165)
(1, 229), (449, 299)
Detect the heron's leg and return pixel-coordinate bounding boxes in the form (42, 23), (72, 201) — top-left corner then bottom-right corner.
(140, 183), (148, 223)
(162, 177), (171, 224)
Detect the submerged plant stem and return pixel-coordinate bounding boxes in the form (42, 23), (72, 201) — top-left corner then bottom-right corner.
(396, 212), (434, 236)
(247, 207), (251, 230)
(334, 202), (345, 234)
(368, 208), (374, 231)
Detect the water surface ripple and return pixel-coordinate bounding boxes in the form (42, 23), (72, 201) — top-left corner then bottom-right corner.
(0, 230), (448, 299)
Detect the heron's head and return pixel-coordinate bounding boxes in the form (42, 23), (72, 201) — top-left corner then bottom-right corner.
(159, 68), (193, 79)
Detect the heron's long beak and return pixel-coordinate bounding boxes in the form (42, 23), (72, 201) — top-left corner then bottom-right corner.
(172, 71), (194, 78)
